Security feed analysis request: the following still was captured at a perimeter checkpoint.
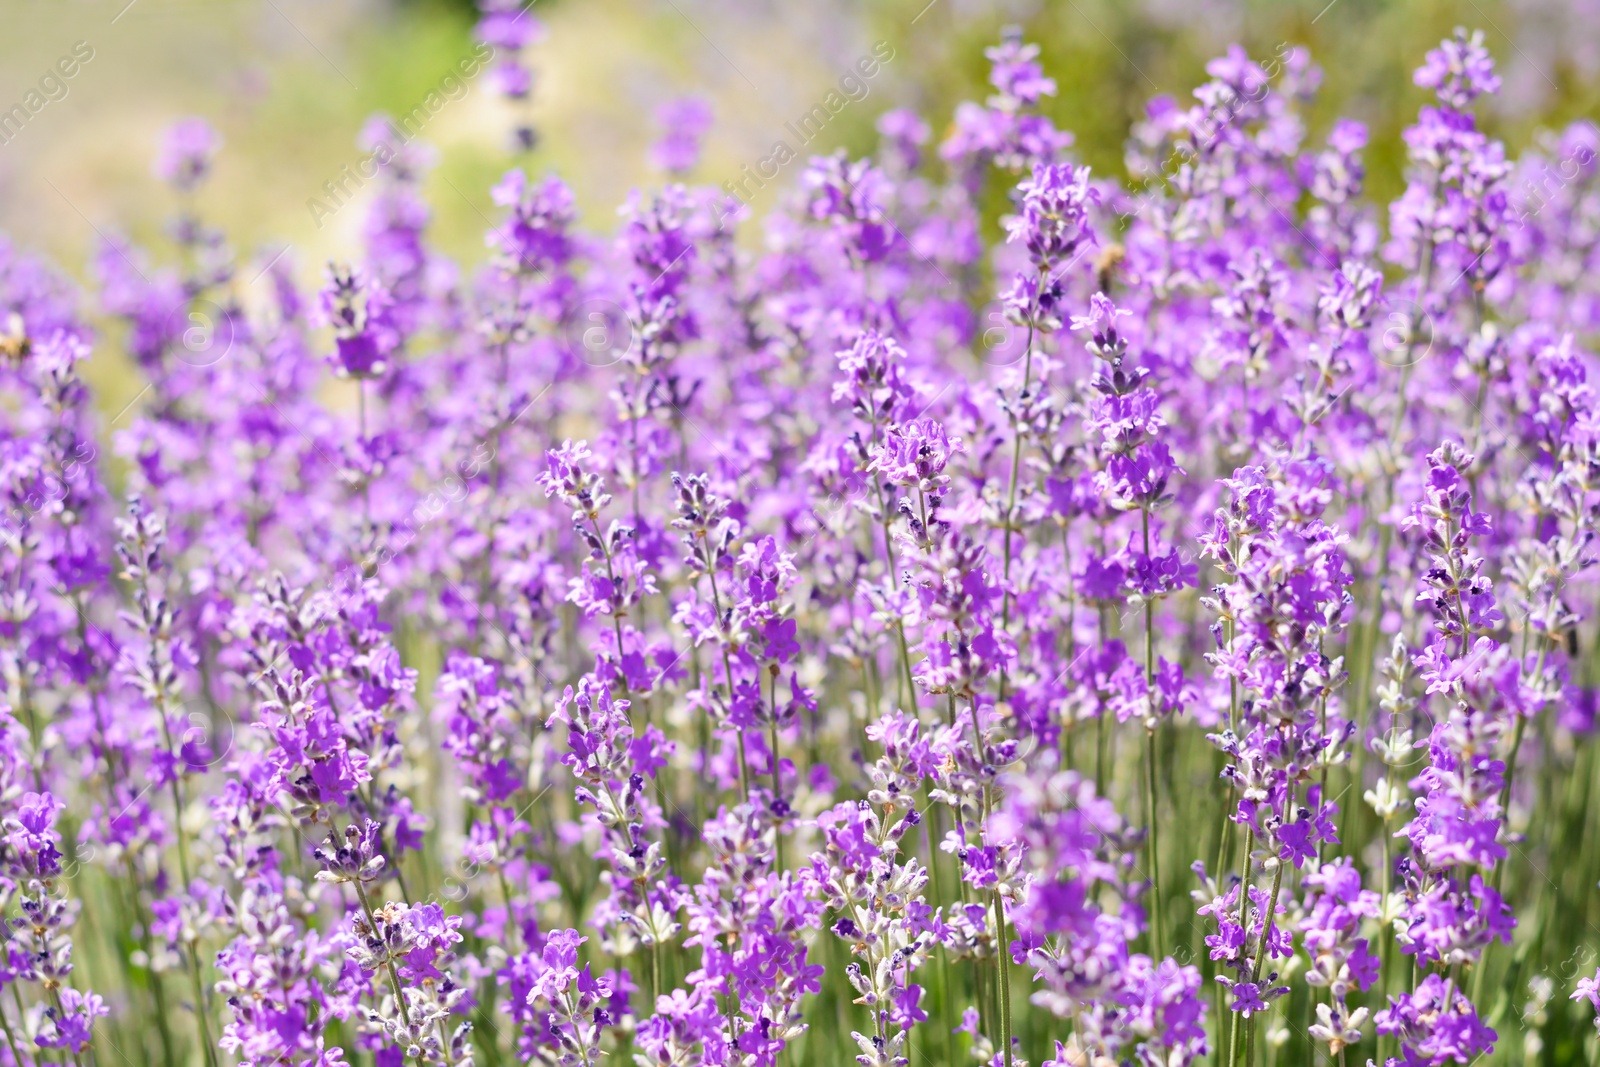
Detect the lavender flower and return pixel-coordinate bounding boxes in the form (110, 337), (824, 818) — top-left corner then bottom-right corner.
(6, 22), (1600, 1067)
(155, 117), (222, 193)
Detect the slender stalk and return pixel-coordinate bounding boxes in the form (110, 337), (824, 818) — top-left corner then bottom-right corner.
(496, 866), (523, 949)
(768, 668), (785, 872)
(358, 378), (371, 532)
(1095, 709), (1107, 794)
(991, 887), (1014, 1067)
(588, 513), (629, 692)
(629, 407), (642, 531)
(1141, 509), (1165, 960)
(0, 1001), (27, 1067)
(702, 546), (750, 800)
(133, 871), (180, 1067)
(353, 880), (412, 1029)
(1228, 999), (1246, 1067)
(925, 810), (959, 1067)
(1377, 767), (1396, 1067)
(999, 322), (1036, 648)
(652, 938), (663, 1005)
(1244, 780), (1296, 1067)
(868, 411), (917, 708)
(1227, 828), (1255, 1067)
(1472, 678), (1535, 1008)
(151, 645), (217, 1067)
(1250, 834), (1291, 992)
(185, 948), (218, 1067)
(1144, 725), (1165, 960)
(1348, 229), (1437, 850)
(437, 1017), (455, 1067)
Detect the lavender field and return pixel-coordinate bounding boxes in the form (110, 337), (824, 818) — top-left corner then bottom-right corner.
(4, 3), (1600, 1066)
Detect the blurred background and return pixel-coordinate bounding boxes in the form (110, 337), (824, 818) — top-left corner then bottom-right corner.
(3, 0), (1600, 410)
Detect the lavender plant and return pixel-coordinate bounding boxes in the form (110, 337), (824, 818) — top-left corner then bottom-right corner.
(3, 14), (1600, 1067)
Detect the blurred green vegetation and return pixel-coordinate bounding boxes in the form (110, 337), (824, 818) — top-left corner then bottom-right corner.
(869, 0), (1600, 210)
(10, 0), (1600, 292)
(4, 0), (1600, 426)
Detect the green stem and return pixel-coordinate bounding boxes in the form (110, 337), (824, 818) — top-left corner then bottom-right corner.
(1227, 829), (1255, 1067)
(1377, 772), (1395, 1067)
(438, 1017), (455, 1067)
(998, 323), (1035, 703)
(186, 946), (218, 1067)
(1145, 725), (1165, 960)
(992, 888), (1014, 1067)
(868, 412), (916, 709)
(353, 881), (412, 1029)
(768, 669), (785, 873)
(1141, 509), (1165, 961)
(0, 1001), (26, 1067)
(1472, 704), (1533, 1009)
(1244, 780), (1296, 1067)
(925, 810), (958, 1067)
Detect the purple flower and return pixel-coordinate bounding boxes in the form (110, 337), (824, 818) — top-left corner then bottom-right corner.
(489, 169), (577, 276)
(319, 264), (400, 379)
(871, 417), (963, 495)
(1230, 982), (1267, 1016)
(8, 22), (1600, 1067)
(1375, 973), (1496, 1065)
(1003, 162), (1097, 268)
(1414, 27), (1501, 110)
(154, 117), (221, 192)
(1574, 969), (1600, 1025)
(651, 97), (712, 175)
